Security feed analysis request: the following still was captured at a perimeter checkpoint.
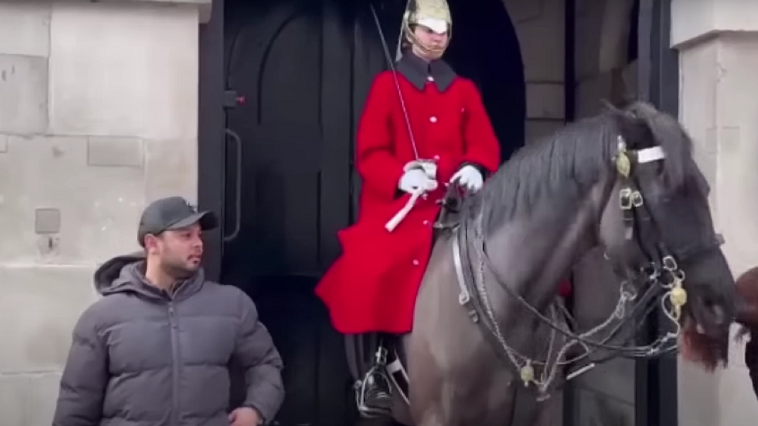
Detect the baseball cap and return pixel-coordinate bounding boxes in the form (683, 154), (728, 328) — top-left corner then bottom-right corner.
(137, 196), (218, 246)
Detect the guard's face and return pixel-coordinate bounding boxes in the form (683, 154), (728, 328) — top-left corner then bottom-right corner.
(412, 24), (449, 60)
(145, 222), (204, 278)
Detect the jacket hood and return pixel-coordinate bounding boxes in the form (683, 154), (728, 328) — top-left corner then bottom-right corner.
(93, 251), (151, 296)
(93, 252), (206, 300)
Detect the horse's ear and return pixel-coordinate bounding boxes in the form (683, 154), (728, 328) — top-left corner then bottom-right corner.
(607, 107), (652, 149)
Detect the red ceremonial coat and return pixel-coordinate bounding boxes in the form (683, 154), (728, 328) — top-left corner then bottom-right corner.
(315, 53), (501, 334)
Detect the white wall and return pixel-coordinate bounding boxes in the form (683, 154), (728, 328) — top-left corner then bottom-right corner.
(0, 1), (207, 424)
(673, 1), (758, 424)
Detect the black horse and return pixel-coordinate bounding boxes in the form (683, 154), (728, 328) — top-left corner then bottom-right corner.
(358, 101), (737, 426)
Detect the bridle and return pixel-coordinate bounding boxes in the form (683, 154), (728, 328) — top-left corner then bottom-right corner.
(449, 135), (725, 399)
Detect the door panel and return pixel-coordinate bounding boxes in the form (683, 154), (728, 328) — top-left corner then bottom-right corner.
(224, 0), (352, 280)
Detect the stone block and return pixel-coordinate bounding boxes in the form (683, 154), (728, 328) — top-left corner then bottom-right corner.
(28, 373), (62, 426)
(0, 265), (98, 374)
(0, 54), (48, 134)
(144, 139), (198, 203)
(48, 1), (198, 140)
(514, 0), (564, 82)
(717, 363), (758, 425)
(702, 37), (758, 273)
(0, 2), (51, 57)
(679, 39), (719, 218)
(87, 136), (144, 168)
(98, 0), (212, 23)
(525, 83), (564, 120)
(0, 135), (146, 264)
(0, 374), (30, 426)
(35, 208), (61, 234)
(678, 349), (721, 425)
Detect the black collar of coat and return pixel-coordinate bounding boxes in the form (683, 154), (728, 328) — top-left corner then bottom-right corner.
(396, 51), (456, 92)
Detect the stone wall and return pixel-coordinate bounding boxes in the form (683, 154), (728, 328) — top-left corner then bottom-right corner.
(0, 1), (207, 424)
(504, 0), (566, 142)
(672, 0), (758, 424)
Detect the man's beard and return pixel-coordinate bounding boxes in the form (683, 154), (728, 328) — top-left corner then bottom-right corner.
(161, 259), (198, 281)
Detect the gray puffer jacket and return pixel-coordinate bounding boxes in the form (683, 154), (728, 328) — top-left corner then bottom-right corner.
(52, 254), (284, 426)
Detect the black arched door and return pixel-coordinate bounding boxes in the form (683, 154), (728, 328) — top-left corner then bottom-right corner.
(223, 2), (361, 426)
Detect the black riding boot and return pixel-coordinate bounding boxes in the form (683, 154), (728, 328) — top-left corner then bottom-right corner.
(356, 334), (393, 418)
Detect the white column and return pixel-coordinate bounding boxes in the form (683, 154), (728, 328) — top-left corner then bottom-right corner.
(672, 0), (758, 424)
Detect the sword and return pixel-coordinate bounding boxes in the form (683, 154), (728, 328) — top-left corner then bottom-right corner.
(370, 2), (437, 232)
(385, 188), (424, 232)
(370, 1), (419, 160)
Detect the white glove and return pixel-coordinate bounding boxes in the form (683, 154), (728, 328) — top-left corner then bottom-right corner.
(398, 168), (438, 194)
(450, 165), (484, 193)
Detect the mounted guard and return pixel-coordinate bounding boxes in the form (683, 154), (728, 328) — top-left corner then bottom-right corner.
(314, 0), (501, 418)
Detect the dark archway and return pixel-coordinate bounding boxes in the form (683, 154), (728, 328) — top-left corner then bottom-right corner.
(219, 1), (524, 425)
(447, 0), (526, 161)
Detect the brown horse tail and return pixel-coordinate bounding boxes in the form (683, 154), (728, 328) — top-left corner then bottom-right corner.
(736, 267), (758, 330)
(735, 267), (758, 399)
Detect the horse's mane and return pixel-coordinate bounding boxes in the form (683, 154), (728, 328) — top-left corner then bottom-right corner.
(462, 100), (695, 232)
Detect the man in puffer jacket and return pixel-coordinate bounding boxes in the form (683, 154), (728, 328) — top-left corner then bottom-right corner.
(52, 196), (284, 426)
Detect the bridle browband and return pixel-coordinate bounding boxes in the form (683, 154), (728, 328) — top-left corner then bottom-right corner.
(449, 135), (724, 399)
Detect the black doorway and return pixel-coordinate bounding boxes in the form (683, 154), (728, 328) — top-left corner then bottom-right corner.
(215, 0), (524, 425)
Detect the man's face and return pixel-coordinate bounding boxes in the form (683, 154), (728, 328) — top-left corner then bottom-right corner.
(145, 222), (204, 278)
(412, 24), (449, 60)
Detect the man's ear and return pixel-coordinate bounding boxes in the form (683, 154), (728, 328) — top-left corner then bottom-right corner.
(143, 234), (160, 254)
